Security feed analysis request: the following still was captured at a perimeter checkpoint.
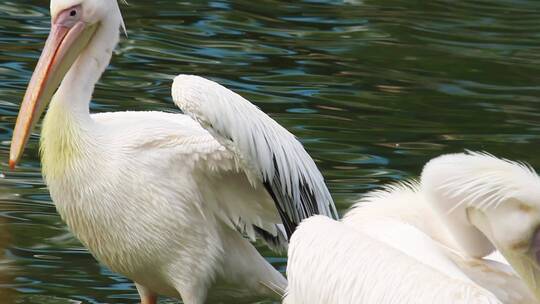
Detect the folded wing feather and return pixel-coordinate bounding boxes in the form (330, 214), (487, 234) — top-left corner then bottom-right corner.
(172, 75), (338, 238)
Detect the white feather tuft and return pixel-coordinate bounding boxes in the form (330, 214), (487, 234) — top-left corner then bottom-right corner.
(423, 151), (540, 213)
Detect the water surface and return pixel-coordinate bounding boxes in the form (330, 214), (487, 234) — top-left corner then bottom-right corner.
(1, 0), (540, 303)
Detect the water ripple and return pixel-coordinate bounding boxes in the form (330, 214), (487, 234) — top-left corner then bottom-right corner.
(1, 0), (540, 302)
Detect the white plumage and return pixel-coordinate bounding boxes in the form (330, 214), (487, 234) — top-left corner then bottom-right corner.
(285, 152), (539, 304)
(9, 1), (337, 303)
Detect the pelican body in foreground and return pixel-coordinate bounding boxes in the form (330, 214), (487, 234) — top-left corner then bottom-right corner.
(9, 1), (338, 303)
(285, 152), (540, 304)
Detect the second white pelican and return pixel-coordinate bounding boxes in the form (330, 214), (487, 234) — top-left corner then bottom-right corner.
(285, 152), (539, 304)
(9, 0), (338, 303)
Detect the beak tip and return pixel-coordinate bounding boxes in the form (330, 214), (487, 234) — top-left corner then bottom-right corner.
(8, 159), (16, 171)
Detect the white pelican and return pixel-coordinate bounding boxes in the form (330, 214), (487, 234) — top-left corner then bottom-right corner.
(285, 152), (539, 304)
(8, 1), (338, 303)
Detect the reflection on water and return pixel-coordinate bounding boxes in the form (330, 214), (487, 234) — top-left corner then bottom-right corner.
(1, 0), (540, 303)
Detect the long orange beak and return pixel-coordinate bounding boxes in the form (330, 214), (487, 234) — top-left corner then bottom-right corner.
(9, 16), (98, 170)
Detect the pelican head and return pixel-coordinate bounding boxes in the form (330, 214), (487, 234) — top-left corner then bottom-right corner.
(468, 194), (540, 300)
(422, 152), (540, 301)
(9, 0), (123, 169)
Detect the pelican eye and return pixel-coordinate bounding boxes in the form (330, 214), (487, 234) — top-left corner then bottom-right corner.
(55, 5), (82, 27)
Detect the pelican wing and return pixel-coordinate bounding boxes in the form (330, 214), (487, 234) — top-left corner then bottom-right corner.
(285, 216), (502, 304)
(172, 75), (338, 237)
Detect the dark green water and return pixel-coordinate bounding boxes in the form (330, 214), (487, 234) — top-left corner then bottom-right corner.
(1, 0), (540, 303)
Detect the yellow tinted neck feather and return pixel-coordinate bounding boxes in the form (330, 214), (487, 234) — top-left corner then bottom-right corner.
(40, 100), (87, 180)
